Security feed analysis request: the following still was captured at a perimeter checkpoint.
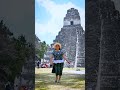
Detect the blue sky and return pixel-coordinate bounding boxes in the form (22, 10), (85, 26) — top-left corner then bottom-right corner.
(35, 0), (85, 45)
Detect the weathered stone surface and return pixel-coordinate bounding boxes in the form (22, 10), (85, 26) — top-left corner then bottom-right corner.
(85, 0), (101, 89)
(97, 0), (120, 90)
(86, 0), (120, 90)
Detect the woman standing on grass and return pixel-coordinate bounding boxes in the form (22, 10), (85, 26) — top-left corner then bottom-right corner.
(50, 42), (70, 83)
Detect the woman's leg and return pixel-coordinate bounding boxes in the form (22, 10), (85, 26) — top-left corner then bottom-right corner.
(55, 75), (58, 82)
(57, 75), (60, 83)
(58, 63), (64, 82)
(54, 63), (59, 82)
(58, 75), (61, 81)
(57, 75), (59, 81)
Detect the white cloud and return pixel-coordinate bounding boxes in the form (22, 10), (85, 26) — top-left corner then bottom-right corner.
(35, 0), (85, 44)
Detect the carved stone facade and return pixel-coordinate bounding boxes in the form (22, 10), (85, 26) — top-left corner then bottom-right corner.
(86, 0), (120, 89)
(53, 8), (85, 67)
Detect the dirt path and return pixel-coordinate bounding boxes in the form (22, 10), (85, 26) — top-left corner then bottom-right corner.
(35, 68), (85, 90)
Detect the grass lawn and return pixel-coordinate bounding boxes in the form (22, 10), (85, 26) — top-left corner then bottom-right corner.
(35, 68), (85, 90)
(63, 67), (85, 71)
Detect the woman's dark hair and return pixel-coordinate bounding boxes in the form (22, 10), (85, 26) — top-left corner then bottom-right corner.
(55, 48), (61, 50)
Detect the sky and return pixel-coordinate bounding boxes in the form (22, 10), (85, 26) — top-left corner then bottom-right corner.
(35, 0), (85, 45)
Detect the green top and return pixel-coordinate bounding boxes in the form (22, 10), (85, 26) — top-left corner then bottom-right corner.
(52, 49), (64, 60)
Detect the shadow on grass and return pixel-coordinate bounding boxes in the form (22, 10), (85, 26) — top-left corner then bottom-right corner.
(35, 72), (85, 90)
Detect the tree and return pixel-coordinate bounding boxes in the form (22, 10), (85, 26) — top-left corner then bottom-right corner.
(0, 20), (34, 85)
(35, 35), (48, 59)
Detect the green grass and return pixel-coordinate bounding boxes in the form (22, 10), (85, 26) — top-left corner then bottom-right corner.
(35, 68), (85, 90)
(63, 67), (85, 71)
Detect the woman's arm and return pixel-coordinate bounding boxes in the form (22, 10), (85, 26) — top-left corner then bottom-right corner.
(50, 55), (53, 65)
(63, 54), (70, 64)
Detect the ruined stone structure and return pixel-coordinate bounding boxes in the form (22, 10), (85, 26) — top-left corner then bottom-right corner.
(53, 8), (85, 67)
(86, 0), (120, 89)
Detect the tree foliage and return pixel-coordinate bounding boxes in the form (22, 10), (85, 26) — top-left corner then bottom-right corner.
(35, 36), (48, 59)
(0, 20), (34, 83)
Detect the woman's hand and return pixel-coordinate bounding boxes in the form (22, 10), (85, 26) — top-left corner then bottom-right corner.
(66, 60), (70, 64)
(67, 61), (70, 64)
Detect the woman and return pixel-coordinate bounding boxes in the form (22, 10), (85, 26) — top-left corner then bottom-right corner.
(50, 42), (70, 83)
